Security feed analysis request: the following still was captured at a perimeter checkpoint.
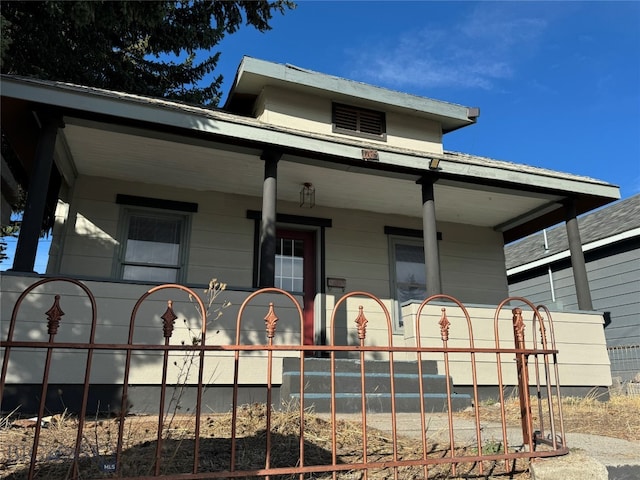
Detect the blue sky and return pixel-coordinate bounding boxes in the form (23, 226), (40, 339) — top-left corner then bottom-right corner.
(2, 1), (639, 273)
(211, 1), (639, 198)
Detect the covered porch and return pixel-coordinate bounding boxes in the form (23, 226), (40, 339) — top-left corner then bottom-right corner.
(3, 74), (616, 327)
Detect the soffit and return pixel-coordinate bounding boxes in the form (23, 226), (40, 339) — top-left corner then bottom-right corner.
(62, 123), (562, 229)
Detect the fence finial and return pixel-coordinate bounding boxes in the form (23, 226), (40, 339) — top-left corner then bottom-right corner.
(264, 302), (278, 338)
(46, 295), (65, 335)
(161, 300), (178, 339)
(512, 307), (525, 344)
(355, 305), (368, 340)
(439, 307), (450, 341)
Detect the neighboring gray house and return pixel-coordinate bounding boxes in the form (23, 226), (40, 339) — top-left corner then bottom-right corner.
(505, 194), (640, 381)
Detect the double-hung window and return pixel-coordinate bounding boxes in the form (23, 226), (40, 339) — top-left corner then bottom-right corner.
(389, 237), (427, 329)
(118, 209), (188, 283)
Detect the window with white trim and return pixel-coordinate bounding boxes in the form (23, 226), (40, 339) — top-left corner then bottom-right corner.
(117, 209), (189, 283)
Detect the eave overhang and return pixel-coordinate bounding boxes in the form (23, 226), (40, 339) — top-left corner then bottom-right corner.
(0, 75), (620, 243)
(224, 56), (479, 134)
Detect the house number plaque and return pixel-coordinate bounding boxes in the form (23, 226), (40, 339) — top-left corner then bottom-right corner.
(361, 149), (379, 161)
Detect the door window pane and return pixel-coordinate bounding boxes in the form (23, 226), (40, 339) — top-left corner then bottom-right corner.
(276, 238), (304, 293)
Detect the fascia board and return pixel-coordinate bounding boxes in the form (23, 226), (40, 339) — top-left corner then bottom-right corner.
(507, 227), (640, 275)
(2, 77), (618, 200)
(370, 150), (619, 198)
(436, 157), (620, 199)
(235, 57), (474, 124)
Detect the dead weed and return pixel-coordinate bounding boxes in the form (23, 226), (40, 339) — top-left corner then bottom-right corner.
(1, 403), (530, 479)
(468, 393), (640, 442)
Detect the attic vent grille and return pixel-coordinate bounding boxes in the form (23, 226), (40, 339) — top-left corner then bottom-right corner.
(332, 103), (386, 140)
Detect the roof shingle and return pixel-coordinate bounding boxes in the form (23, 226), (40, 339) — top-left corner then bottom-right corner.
(505, 194), (640, 270)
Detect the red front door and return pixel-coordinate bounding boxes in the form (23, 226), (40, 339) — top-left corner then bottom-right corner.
(275, 229), (316, 346)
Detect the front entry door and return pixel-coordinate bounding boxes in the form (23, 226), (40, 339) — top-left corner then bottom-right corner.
(275, 229), (316, 346)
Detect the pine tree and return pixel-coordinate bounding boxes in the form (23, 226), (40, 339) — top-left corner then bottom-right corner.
(0, 1), (294, 107)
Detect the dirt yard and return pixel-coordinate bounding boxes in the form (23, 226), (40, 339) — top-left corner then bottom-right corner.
(1, 394), (638, 479)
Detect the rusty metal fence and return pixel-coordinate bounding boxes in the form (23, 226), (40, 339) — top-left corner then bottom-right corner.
(1, 277), (568, 479)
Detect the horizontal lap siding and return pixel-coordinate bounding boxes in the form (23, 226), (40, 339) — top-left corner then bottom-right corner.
(402, 303), (610, 387)
(386, 111), (443, 153)
(509, 244), (640, 348)
(61, 177), (510, 304)
(508, 276), (554, 306)
(324, 209), (391, 298)
(322, 211), (509, 302)
(40, 177), (520, 388)
(314, 210), (510, 357)
(3, 275), (609, 388)
(188, 195), (256, 286)
(1, 276), (302, 385)
(59, 186), (121, 276)
(439, 222), (509, 304)
(57, 176), (258, 286)
(257, 86), (443, 154)
(588, 247), (640, 346)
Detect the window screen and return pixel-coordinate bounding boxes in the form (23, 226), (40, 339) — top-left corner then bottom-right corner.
(120, 212), (186, 283)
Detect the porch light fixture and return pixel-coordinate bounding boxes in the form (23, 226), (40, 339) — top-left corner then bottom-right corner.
(428, 157), (441, 170)
(299, 182), (315, 208)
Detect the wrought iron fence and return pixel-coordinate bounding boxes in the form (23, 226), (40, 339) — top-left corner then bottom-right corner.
(1, 277), (568, 479)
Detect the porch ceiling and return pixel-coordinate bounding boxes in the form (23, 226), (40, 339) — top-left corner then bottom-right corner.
(61, 122), (563, 231)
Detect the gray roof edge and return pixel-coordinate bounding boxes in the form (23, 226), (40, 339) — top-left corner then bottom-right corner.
(505, 194), (640, 269)
(444, 150), (618, 189)
(1, 74), (231, 116)
(1, 74), (620, 201)
(231, 56), (477, 125)
(506, 226), (640, 273)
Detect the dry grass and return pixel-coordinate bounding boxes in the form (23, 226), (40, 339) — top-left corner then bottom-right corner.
(1, 403), (530, 480)
(2, 394), (637, 479)
(559, 394), (640, 441)
(470, 393), (640, 442)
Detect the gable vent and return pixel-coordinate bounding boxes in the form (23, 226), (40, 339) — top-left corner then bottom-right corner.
(333, 103), (386, 140)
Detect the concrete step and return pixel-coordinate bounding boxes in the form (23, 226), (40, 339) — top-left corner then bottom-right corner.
(283, 357), (439, 375)
(289, 392), (472, 413)
(280, 358), (471, 413)
(283, 371), (454, 394)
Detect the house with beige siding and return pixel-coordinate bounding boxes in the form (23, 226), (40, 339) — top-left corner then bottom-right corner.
(1, 57), (621, 412)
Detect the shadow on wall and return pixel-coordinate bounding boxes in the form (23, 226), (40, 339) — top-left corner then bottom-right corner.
(0, 277), (304, 416)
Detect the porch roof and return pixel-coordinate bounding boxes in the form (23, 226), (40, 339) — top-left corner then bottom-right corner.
(506, 194), (640, 272)
(0, 73), (620, 243)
